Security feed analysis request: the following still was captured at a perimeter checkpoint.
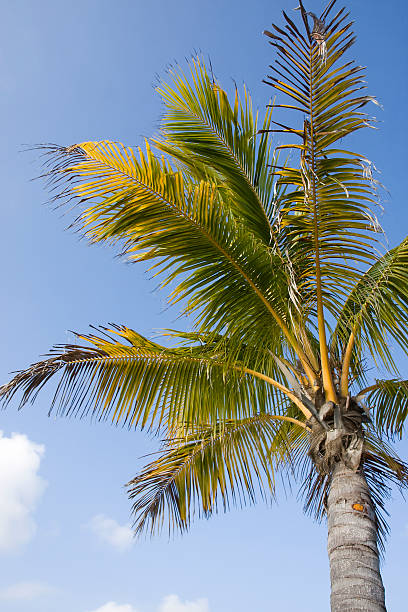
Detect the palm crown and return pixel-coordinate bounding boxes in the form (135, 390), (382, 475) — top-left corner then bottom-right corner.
(1, 0), (408, 554)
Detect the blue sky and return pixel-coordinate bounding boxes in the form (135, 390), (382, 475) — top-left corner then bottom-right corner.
(0, 1), (407, 610)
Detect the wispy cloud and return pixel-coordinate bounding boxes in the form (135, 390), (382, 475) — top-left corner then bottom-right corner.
(87, 514), (134, 551)
(159, 594), (210, 612)
(0, 581), (56, 601)
(0, 431), (47, 552)
(86, 603), (139, 612)
(87, 595), (209, 612)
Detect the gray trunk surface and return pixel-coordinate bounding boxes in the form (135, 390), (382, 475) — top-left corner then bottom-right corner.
(327, 461), (386, 612)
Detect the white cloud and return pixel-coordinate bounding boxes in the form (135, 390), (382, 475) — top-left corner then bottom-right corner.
(159, 595), (209, 612)
(0, 581), (56, 601)
(0, 431), (47, 552)
(88, 514), (134, 551)
(87, 596), (209, 612)
(86, 603), (139, 612)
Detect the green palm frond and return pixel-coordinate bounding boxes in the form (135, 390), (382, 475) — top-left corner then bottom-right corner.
(154, 59), (323, 338)
(0, 326), (309, 432)
(127, 414), (304, 535)
(39, 140), (317, 369)
(358, 379), (408, 438)
(333, 236), (408, 380)
(154, 58), (279, 244)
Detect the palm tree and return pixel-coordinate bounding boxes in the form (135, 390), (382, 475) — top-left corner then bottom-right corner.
(1, 1), (408, 609)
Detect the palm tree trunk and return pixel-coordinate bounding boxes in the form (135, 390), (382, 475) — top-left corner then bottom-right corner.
(327, 461), (386, 611)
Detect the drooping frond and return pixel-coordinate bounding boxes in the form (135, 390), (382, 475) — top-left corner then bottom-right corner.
(333, 236), (408, 381)
(359, 379), (408, 439)
(154, 58), (279, 244)
(127, 414), (304, 535)
(0, 326), (307, 432)
(38, 140), (317, 374)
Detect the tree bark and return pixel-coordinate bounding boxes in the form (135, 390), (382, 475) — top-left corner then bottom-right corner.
(327, 461), (386, 611)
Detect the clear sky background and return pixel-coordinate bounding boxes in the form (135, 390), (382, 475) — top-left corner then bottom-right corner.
(0, 1), (407, 611)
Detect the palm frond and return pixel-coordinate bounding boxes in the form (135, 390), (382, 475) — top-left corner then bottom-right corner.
(154, 58), (279, 244)
(263, 2), (384, 401)
(264, 3), (382, 304)
(127, 414), (303, 535)
(38, 139), (319, 378)
(0, 326), (308, 432)
(333, 236), (408, 379)
(359, 379), (408, 438)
